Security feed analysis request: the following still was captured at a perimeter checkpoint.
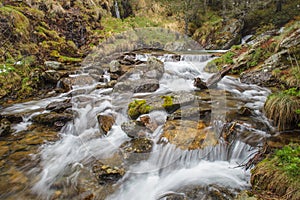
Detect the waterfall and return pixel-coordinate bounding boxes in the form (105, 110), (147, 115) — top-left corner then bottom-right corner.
(114, 0), (121, 19)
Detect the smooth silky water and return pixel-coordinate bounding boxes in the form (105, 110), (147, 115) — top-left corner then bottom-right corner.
(1, 53), (271, 199)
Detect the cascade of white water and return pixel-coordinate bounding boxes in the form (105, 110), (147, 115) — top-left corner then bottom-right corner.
(114, 0), (121, 19)
(1, 52), (271, 199)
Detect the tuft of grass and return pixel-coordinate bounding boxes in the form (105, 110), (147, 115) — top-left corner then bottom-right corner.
(264, 89), (300, 131)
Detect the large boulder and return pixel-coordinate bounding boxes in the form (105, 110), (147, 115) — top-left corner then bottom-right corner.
(127, 92), (197, 119)
(158, 120), (218, 150)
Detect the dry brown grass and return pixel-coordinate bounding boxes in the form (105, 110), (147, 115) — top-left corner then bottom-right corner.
(264, 92), (300, 131)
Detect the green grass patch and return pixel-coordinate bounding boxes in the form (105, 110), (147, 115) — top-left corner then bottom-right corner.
(275, 144), (300, 178)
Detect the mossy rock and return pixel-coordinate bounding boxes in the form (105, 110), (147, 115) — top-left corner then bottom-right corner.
(128, 99), (151, 119)
(161, 95), (179, 113)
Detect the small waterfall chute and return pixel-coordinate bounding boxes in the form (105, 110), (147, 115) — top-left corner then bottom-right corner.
(114, 0), (121, 19)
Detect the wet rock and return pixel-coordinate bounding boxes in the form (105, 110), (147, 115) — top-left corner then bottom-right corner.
(60, 75), (96, 90)
(113, 79), (159, 93)
(127, 92), (197, 119)
(143, 56), (164, 79)
(149, 92), (197, 113)
(46, 99), (72, 113)
(0, 113), (23, 123)
(45, 61), (64, 70)
(89, 74), (107, 82)
(167, 106), (211, 121)
(120, 138), (153, 154)
(97, 114), (115, 135)
(121, 120), (150, 138)
(133, 79), (159, 93)
(159, 120), (218, 150)
(42, 70), (61, 83)
(32, 112), (73, 127)
(95, 80), (117, 89)
(266, 131), (300, 148)
(137, 115), (158, 132)
(88, 68), (105, 76)
(0, 118), (11, 137)
(92, 162), (125, 185)
(109, 60), (121, 73)
(165, 184), (237, 200)
(237, 106), (254, 116)
(221, 121), (268, 146)
(194, 77), (208, 90)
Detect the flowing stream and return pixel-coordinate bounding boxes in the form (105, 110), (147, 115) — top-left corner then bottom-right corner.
(0, 53), (272, 199)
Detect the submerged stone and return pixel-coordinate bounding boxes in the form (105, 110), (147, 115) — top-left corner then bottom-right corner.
(92, 162), (125, 185)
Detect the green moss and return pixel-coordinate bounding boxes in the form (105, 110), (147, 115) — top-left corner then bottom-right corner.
(0, 6), (30, 41)
(58, 55), (82, 63)
(128, 99), (151, 119)
(161, 95), (174, 108)
(247, 48), (263, 67)
(35, 26), (62, 41)
(274, 144), (300, 177)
